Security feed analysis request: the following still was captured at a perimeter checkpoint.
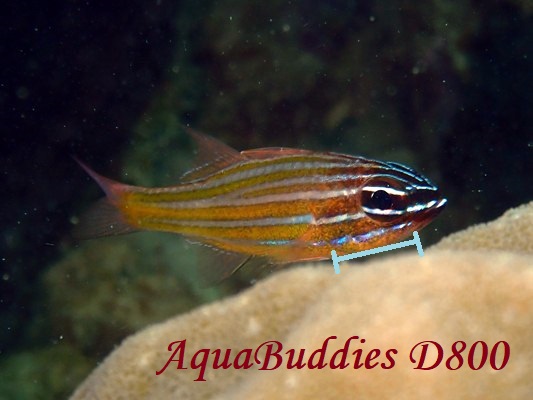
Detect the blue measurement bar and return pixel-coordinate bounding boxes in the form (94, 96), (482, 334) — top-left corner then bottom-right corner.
(331, 231), (424, 274)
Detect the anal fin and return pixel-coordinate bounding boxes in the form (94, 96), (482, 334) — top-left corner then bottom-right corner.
(188, 238), (273, 286)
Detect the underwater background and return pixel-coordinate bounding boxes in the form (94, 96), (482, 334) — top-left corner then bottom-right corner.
(0, 0), (531, 398)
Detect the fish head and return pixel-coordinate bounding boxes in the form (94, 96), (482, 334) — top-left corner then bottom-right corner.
(355, 161), (447, 244)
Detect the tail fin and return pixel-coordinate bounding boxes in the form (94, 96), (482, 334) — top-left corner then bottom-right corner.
(73, 158), (138, 240)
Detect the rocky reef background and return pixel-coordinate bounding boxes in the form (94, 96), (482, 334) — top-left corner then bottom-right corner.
(0, 0), (531, 398)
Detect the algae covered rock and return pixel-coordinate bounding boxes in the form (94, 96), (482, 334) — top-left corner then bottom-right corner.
(44, 234), (204, 355)
(70, 202), (533, 399)
(0, 344), (92, 399)
(43, 230), (253, 357)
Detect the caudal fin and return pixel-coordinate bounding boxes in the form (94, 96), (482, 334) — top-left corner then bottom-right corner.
(73, 158), (138, 240)
(72, 198), (138, 239)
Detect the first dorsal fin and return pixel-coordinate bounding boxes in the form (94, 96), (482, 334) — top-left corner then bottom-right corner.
(180, 128), (247, 183)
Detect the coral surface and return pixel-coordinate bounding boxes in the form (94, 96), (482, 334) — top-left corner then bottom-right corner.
(432, 201), (533, 253)
(70, 202), (532, 399)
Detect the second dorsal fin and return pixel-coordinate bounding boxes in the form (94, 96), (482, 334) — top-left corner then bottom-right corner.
(180, 128), (247, 183)
(241, 147), (316, 159)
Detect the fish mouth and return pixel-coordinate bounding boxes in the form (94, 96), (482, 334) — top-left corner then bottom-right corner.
(427, 197), (447, 215)
(412, 197), (447, 225)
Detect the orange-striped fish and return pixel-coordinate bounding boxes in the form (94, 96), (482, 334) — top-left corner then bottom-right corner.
(75, 130), (446, 279)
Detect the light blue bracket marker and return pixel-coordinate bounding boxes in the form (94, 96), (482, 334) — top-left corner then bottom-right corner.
(331, 231), (424, 274)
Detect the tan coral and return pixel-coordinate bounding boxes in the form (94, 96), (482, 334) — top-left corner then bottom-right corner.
(70, 202), (533, 400)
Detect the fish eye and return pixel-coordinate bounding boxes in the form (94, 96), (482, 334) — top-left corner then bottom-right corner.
(369, 190), (393, 210)
(361, 181), (407, 222)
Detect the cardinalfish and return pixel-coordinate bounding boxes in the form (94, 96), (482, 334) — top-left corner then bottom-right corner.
(74, 130), (446, 280)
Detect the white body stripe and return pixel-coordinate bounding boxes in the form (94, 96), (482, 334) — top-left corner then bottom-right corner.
(150, 214), (314, 228)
